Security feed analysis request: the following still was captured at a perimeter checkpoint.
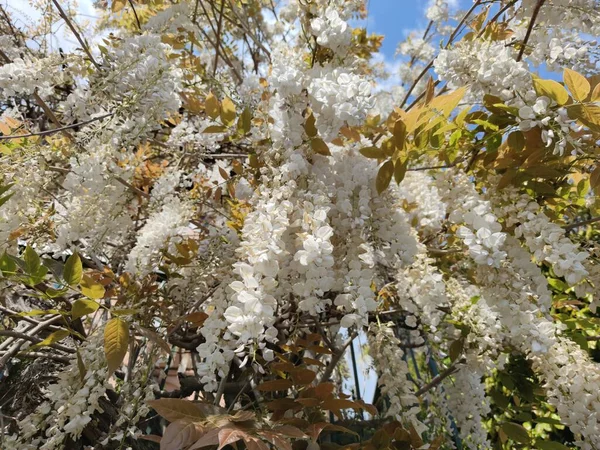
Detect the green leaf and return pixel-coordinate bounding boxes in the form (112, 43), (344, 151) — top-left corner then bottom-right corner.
(0, 192), (14, 208)
(548, 278), (568, 292)
(237, 107), (252, 134)
(72, 299), (100, 320)
(359, 146), (385, 159)
(104, 317), (129, 376)
(394, 159), (408, 184)
(449, 338), (464, 362)
(536, 440), (570, 450)
(0, 252), (17, 275)
(31, 329), (70, 349)
(500, 422), (530, 444)
(24, 246), (41, 275)
(81, 275), (105, 299)
(63, 253), (83, 286)
(533, 78), (569, 106)
(376, 160), (394, 194)
(393, 119), (407, 149)
(76, 348), (87, 382)
(202, 125), (227, 133)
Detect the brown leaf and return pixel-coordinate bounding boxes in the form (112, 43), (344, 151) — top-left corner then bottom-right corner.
(307, 423), (358, 441)
(289, 368), (316, 386)
(218, 426), (247, 450)
(188, 428), (220, 450)
(266, 398), (301, 412)
(273, 425), (307, 438)
(147, 399), (206, 423)
(262, 431), (293, 450)
(183, 312), (209, 327)
(161, 420), (203, 450)
(135, 325), (170, 354)
(245, 437), (270, 450)
(257, 379), (293, 392)
(311, 138), (331, 156)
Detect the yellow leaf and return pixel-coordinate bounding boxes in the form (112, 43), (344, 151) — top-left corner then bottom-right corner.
(32, 329), (69, 348)
(564, 68), (590, 102)
(81, 274), (105, 299)
(567, 104), (600, 133)
(591, 83), (600, 102)
(205, 92), (220, 120)
(104, 317), (129, 376)
(72, 299), (100, 320)
(311, 138), (331, 156)
(429, 87), (466, 118)
(220, 97), (236, 126)
(533, 78), (569, 105)
(376, 160), (394, 194)
(111, 0), (126, 12)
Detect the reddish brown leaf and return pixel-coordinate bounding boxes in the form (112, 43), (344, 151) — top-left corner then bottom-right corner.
(218, 426), (248, 450)
(290, 368), (316, 386)
(273, 425), (307, 438)
(147, 399), (205, 423)
(161, 420), (203, 450)
(188, 428), (220, 450)
(295, 398), (321, 407)
(257, 379), (293, 392)
(266, 398), (301, 412)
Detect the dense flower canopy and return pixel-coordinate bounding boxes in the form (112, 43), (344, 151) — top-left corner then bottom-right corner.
(0, 0), (599, 449)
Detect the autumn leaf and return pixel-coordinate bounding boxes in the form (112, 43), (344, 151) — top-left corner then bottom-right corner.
(205, 92), (220, 120)
(104, 317), (129, 376)
(533, 78), (569, 105)
(147, 398), (207, 423)
(311, 138), (331, 156)
(257, 379), (293, 392)
(564, 68), (590, 102)
(220, 97), (236, 126)
(81, 274), (105, 299)
(160, 420), (204, 450)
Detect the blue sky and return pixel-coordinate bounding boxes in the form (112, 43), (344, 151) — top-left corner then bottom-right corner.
(363, 0), (441, 59)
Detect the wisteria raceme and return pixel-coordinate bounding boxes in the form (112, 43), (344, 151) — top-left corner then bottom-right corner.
(0, 0), (599, 448)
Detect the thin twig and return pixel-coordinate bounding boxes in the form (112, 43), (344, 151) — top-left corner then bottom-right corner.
(564, 216), (600, 231)
(320, 331), (358, 383)
(51, 0), (102, 71)
(0, 113), (113, 140)
(128, 0), (142, 30)
(415, 362), (460, 396)
(516, 0), (546, 61)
